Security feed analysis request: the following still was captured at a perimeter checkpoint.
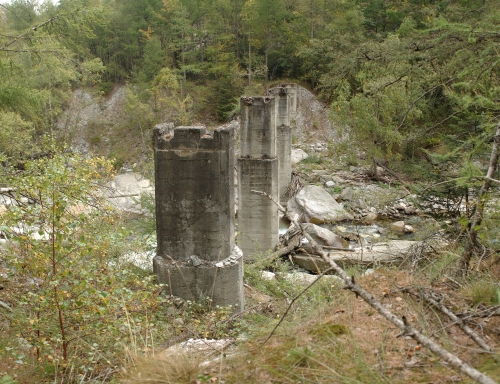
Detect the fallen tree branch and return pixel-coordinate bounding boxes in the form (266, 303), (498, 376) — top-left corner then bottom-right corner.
(399, 286), (493, 352)
(458, 306), (500, 319)
(267, 243), (299, 262)
(251, 189), (498, 384)
(0, 300), (13, 312)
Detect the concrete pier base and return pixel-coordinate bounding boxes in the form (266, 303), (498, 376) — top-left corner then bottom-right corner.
(237, 157), (279, 260)
(153, 246), (244, 310)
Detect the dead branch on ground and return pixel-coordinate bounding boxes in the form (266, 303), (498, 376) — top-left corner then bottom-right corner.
(399, 286), (493, 352)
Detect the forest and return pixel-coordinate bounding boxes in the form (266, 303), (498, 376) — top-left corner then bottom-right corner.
(1, 0), (500, 383)
(1, 0), (498, 155)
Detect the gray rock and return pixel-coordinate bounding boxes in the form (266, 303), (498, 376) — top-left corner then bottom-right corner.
(391, 221), (406, 232)
(281, 272), (342, 286)
(363, 268), (375, 276)
(340, 188), (354, 201)
(291, 149), (309, 164)
(288, 185), (353, 224)
(104, 172), (154, 214)
(189, 255), (203, 267)
(404, 225), (415, 233)
(292, 240), (423, 272)
(120, 249), (155, 272)
(363, 212), (378, 225)
(302, 223), (346, 249)
(260, 271), (276, 280)
(325, 181), (335, 188)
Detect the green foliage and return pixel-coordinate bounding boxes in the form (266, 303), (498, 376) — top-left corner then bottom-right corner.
(151, 67), (193, 125)
(136, 36), (167, 83)
(462, 279), (500, 306)
(0, 112), (33, 159)
(215, 67), (244, 122)
(0, 375), (17, 384)
(0, 150), (170, 378)
(301, 154), (324, 165)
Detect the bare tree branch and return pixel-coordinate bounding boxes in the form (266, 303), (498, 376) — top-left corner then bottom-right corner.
(400, 286), (493, 352)
(458, 120), (500, 275)
(0, 300), (13, 312)
(2, 15), (60, 49)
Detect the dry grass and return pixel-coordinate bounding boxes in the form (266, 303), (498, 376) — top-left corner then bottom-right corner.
(207, 270), (499, 383)
(119, 352), (202, 384)
(117, 267), (500, 383)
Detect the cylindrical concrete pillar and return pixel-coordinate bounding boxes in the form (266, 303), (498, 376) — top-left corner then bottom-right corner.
(237, 158), (279, 260)
(240, 96), (276, 158)
(153, 125), (243, 310)
(277, 83), (298, 115)
(154, 126), (234, 261)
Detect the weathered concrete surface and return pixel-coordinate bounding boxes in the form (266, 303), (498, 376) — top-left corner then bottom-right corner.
(275, 83), (298, 115)
(292, 240), (420, 272)
(269, 87), (292, 202)
(287, 185), (353, 224)
(239, 97), (276, 158)
(153, 247), (244, 311)
(269, 87), (290, 127)
(237, 158), (279, 260)
(277, 125), (292, 201)
(153, 125), (243, 310)
(154, 126), (234, 261)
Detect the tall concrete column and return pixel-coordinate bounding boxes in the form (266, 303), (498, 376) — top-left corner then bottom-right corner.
(277, 83), (298, 115)
(153, 125), (244, 310)
(238, 97), (279, 261)
(269, 87), (292, 202)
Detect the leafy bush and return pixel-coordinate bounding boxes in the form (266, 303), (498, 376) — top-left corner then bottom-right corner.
(0, 150), (170, 380)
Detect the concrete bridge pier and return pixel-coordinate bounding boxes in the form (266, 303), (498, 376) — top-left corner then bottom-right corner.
(237, 97), (279, 261)
(153, 125), (244, 310)
(269, 86), (292, 203)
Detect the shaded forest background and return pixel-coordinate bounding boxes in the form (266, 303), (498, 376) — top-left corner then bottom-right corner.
(1, 0), (499, 176)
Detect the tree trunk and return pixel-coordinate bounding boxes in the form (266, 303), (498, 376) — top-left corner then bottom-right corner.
(265, 48), (268, 95)
(181, 34), (187, 99)
(310, 0), (314, 39)
(248, 31), (251, 86)
(457, 120), (500, 276)
(200, 35), (206, 85)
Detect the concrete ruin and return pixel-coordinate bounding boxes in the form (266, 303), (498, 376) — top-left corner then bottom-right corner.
(238, 97), (280, 260)
(275, 83), (298, 115)
(153, 125), (244, 310)
(269, 86), (292, 202)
